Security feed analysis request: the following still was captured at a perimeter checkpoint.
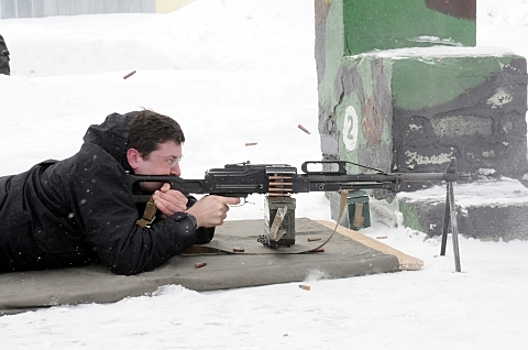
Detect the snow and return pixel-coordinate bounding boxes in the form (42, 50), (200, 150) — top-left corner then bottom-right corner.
(1, 0), (528, 348)
(365, 45), (517, 58)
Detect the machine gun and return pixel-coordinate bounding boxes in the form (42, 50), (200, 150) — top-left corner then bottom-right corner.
(130, 159), (465, 201)
(129, 158), (468, 271)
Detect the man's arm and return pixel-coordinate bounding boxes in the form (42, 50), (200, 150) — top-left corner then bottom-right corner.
(72, 155), (216, 275)
(149, 182), (240, 235)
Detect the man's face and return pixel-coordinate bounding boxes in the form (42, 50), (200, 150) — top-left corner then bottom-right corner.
(128, 140), (182, 192)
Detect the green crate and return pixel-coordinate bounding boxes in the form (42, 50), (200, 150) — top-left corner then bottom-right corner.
(264, 196), (296, 246)
(330, 191), (371, 230)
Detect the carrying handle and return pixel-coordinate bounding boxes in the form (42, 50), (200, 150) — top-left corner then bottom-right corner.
(301, 161), (348, 175)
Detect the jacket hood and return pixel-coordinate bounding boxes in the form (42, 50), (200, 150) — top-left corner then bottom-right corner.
(83, 112), (136, 167)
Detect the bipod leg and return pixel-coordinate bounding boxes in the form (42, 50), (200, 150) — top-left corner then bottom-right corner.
(440, 182), (462, 272)
(440, 183), (450, 256)
(447, 182), (462, 272)
(439, 158), (462, 272)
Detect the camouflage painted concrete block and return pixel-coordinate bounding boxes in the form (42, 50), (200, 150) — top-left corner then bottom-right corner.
(316, 0), (528, 182)
(321, 51), (528, 182)
(316, 0), (528, 240)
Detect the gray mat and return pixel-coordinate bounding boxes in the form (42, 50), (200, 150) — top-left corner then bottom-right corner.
(0, 218), (404, 316)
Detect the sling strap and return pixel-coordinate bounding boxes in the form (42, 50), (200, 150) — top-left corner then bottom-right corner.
(136, 196), (157, 228)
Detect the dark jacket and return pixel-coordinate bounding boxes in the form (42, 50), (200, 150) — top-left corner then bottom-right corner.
(0, 112), (214, 275)
(0, 34), (10, 75)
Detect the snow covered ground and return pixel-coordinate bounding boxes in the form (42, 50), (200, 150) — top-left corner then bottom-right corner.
(1, 0), (528, 348)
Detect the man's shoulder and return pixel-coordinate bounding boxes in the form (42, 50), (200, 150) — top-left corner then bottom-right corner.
(60, 143), (126, 178)
(80, 143), (122, 163)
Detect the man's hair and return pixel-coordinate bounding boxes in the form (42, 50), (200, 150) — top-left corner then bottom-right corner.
(127, 110), (185, 156)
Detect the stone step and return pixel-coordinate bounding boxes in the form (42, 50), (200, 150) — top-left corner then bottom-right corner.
(386, 178), (528, 241)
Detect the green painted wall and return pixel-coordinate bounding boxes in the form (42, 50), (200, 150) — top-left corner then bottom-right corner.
(398, 201), (424, 233)
(391, 56), (514, 111)
(343, 0), (476, 56)
(315, 0), (344, 111)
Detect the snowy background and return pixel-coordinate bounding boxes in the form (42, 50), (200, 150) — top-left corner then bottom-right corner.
(1, 0), (528, 348)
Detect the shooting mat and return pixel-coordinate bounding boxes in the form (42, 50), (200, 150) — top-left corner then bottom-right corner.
(0, 218), (422, 316)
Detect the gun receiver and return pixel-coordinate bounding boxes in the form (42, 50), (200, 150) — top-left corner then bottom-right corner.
(129, 158), (468, 202)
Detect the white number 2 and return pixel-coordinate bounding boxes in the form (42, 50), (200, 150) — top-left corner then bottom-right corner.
(343, 105), (358, 151)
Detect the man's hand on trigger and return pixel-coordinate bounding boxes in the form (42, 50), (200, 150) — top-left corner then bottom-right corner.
(186, 195), (241, 228)
(152, 183), (189, 217)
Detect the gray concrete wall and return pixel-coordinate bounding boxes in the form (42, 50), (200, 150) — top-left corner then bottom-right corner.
(0, 0), (155, 19)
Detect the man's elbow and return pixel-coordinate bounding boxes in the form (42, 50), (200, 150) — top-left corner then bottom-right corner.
(107, 258), (158, 275)
(109, 264), (143, 275)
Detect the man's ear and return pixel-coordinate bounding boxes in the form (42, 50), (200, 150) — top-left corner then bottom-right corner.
(126, 148), (141, 171)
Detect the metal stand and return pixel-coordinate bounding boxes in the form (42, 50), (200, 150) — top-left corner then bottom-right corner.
(440, 162), (462, 272)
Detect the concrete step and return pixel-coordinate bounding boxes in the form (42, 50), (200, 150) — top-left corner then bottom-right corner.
(385, 178), (528, 241)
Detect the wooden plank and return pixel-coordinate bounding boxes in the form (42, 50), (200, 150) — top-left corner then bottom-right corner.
(316, 220), (424, 271)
